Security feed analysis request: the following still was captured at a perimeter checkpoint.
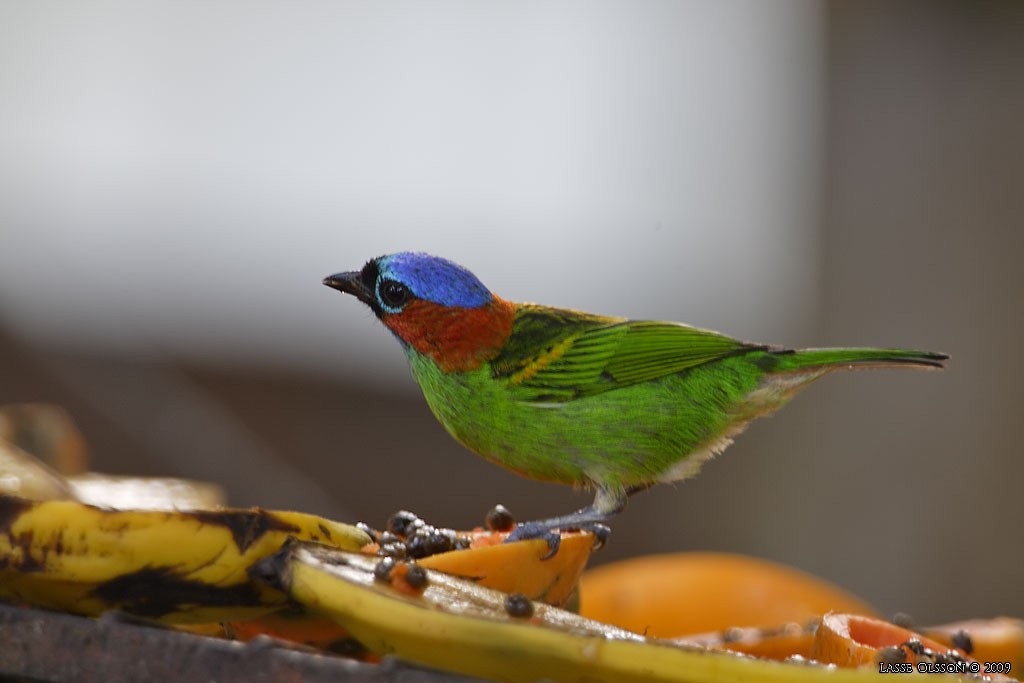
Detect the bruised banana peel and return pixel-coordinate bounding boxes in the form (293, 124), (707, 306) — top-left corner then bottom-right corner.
(0, 495), (370, 623)
(259, 541), (903, 683)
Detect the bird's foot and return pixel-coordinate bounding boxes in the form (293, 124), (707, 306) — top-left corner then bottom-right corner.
(504, 521), (612, 559)
(505, 521), (561, 558)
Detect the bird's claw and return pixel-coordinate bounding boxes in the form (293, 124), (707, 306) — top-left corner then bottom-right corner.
(588, 523), (611, 551)
(504, 522), (561, 559)
(503, 521), (612, 559)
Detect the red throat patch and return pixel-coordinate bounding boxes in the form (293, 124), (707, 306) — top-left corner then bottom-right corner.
(382, 297), (516, 372)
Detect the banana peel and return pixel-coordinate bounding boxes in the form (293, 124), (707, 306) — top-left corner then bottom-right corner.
(66, 472), (227, 511)
(0, 495), (370, 623)
(227, 526), (594, 647)
(256, 540), (926, 683)
(0, 403), (226, 510)
(0, 436), (74, 501)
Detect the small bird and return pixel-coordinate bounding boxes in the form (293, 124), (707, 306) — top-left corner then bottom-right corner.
(324, 252), (947, 553)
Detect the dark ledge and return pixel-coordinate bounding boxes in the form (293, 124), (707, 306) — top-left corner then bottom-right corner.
(0, 602), (483, 683)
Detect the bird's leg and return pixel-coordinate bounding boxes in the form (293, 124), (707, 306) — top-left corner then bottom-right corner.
(504, 486), (629, 559)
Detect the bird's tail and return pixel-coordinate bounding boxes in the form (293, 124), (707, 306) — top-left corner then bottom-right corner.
(771, 347), (949, 373)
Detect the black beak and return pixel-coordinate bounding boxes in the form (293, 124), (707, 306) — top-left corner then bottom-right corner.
(323, 271), (373, 305)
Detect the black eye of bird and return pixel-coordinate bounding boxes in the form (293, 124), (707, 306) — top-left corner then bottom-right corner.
(378, 279), (411, 310)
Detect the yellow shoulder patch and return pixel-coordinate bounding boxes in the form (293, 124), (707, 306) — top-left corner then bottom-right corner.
(509, 336), (579, 385)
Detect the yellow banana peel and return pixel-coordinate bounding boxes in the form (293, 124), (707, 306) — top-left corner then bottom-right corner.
(0, 495), (370, 623)
(261, 541), (912, 683)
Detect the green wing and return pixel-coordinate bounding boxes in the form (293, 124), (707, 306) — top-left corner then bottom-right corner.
(491, 305), (767, 402)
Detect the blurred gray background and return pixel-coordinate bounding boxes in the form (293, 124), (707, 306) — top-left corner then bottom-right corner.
(1, 1), (1021, 623)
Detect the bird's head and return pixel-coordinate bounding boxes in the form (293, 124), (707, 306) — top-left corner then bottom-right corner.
(324, 252), (516, 372)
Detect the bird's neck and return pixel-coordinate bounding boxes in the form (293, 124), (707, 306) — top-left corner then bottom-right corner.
(383, 297), (516, 372)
